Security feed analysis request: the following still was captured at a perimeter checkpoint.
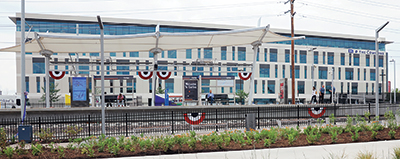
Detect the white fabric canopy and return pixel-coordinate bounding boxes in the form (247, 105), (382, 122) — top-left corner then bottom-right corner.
(0, 25), (304, 53)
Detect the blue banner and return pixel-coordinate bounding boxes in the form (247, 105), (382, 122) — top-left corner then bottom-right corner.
(72, 77), (87, 101)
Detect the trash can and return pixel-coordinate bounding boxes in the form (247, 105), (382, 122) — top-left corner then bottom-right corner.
(18, 125), (32, 143)
(245, 113), (256, 131)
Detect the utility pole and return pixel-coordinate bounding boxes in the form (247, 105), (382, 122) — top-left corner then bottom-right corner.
(289, 0), (296, 104)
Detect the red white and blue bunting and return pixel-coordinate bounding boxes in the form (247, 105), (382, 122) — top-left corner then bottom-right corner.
(49, 71), (65, 80)
(239, 72), (252, 80)
(138, 71), (153, 80)
(308, 107), (326, 118)
(184, 112), (206, 125)
(157, 71), (172, 80)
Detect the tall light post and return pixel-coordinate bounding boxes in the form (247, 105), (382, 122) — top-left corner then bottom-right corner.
(390, 59), (396, 104)
(375, 21), (389, 119)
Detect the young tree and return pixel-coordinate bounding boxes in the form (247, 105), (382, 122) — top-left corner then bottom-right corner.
(40, 83), (61, 107)
(235, 90), (249, 105)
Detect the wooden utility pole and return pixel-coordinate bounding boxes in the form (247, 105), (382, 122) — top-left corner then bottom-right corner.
(290, 0), (295, 104)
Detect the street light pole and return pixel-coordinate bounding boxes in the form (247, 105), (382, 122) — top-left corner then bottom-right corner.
(390, 59), (396, 104)
(375, 21), (389, 119)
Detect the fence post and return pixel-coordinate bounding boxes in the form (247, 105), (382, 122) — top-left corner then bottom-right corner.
(297, 105), (300, 127)
(88, 115), (91, 137)
(125, 113), (128, 137)
(334, 103), (336, 125)
(39, 117), (41, 141)
(171, 111), (174, 134)
(215, 109), (218, 132)
(368, 102), (371, 123)
(257, 107), (260, 130)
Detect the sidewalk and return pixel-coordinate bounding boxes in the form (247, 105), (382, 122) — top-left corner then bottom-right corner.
(117, 140), (400, 159)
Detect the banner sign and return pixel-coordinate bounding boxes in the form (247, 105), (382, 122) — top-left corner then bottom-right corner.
(72, 77), (87, 101)
(184, 80), (198, 101)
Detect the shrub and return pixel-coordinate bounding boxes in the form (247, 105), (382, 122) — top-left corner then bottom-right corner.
(35, 128), (54, 142)
(330, 129), (338, 143)
(64, 125), (83, 139)
(3, 146), (14, 159)
(393, 147), (400, 159)
(57, 146), (65, 158)
(389, 130), (396, 139)
(356, 151), (376, 159)
(371, 131), (378, 140)
(31, 143), (43, 156)
(0, 128), (7, 151)
(350, 130), (360, 142)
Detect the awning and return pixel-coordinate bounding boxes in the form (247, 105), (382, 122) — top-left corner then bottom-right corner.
(0, 25), (304, 53)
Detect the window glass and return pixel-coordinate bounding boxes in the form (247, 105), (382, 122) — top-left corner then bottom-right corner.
(168, 50), (177, 58)
(268, 80), (275, 94)
(366, 55), (370, 66)
(345, 68), (354, 80)
(298, 81), (305, 94)
(232, 47), (235, 61)
(328, 52), (334, 65)
(110, 52), (116, 57)
(300, 50), (307, 63)
(319, 67), (328, 79)
(33, 58), (45, 74)
(204, 48), (212, 59)
(186, 49), (192, 59)
(270, 48), (277, 62)
(370, 69), (376, 81)
(90, 53), (99, 56)
(129, 52), (139, 57)
(238, 47), (246, 61)
(259, 64), (270, 78)
(314, 51), (318, 64)
(165, 79), (174, 93)
(221, 47), (227, 60)
(285, 49), (290, 63)
(354, 54), (360, 66)
(340, 53), (345, 65)
(116, 60), (129, 75)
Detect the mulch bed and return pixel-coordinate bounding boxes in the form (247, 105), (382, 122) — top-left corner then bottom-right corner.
(2, 127), (400, 159)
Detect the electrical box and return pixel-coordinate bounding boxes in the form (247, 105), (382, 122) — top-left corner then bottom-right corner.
(18, 125), (32, 143)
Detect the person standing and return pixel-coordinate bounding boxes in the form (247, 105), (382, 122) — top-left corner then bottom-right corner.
(117, 93), (124, 107)
(310, 86), (317, 104)
(329, 85), (336, 103)
(319, 85), (325, 104)
(207, 90), (214, 105)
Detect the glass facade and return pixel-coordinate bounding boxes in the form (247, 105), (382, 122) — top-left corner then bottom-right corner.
(319, 67), (327, 79)
(165, 79), (174, 93)
(314, 51), (318, 64)
(340, 53), (345, 65)
(168, 50), (177, 58)
(345, 68), (354, 80)
(221, 47), (226, 60)
(186, 49), (192, 59)
(354, 54), (360, 66)
(238, 47), (246, 61)
(328, 52), (334, 65)
(204, 48), (212, 59)
(268, 81), (275, 94)
(32, 58), (45, 74)
(270, 49), (277, 62)
(370, 69), (376, 81)
(129, 52), (139, 57)
(259, 64), (270, 78)
(300, 50), (307, 64)
(366, 55), (370, 66)
(285, 49), (290, 63)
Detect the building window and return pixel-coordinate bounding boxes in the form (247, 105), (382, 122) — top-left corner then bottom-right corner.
(265, 48), (269, 62)
(366, 55), (370, 67)
(36, 77), (40, 93)
(300, 50), (307, 63)
(129, 52), (139, 57)
(254, 80), (257, 94)
(304, 66), (307, 79)
(90, 53), (99, 56)
(345, 68), (354, 80)
(218, 67), (221, 76)
(204, 48), (212, 59)
(236, 80), (244, 92)
(319, 67), (328, 79)
(379, 56), (383, 67)
(282, 65), (285, 78)
(78, 59), (89, 74)
(32, 58), (45, 74)
(291, 66), (300, 79)
(357, 68), (360, 80)
(370, 69), (376, 81)
(364, 69), (366, 81)
(198, 48), (201, 59)
(186, 49), (192, 59)
(298, 81), (305, 94)
(352, 83), (358, 94)
(238, 47), (246, 61)
(209, 67), (213, 76)
(221, 87), (224, 93)
(165, 79), (174, 93)
(262, 80), (265, 94)
(127, 79), (133, 93)
(116, 60), (129, 75)
(366, 83), (368, 95)
(149, 51), (154, 58)
(168, 50), (177, 58)
(349, 54), (352, 66)
(285, 49), (290, 63)
(106, 66), (110, 75)
(374, 56), (376, 67)
(328, 52), (334, 65)
(270, 48), (277, 62)
(275, 65), (278, 78)
(25, 77), (29, 93)
(221, 47), (226, 60)
(161, 51), (164, 58)
(193, 67), (204, 76)
(353, 54), (360, 66)
(65, 65), (69, 74)
(232, 47), (235, 61)
(256, 48), (259, 61)
(372, 83), (374, 94)
(109, 52), (116, 57)
(294, 50), (298, 63)
(314, 51), (318, 64)
(227, 67), (238, 77)
(123, 52), (126, 57)
(268, 80), (275, 94)
(338, 68), (341, 80)
(323, 52), (326, 64)
(259, 64), (270, 78)
(174, 66), (178, 76)
(96, 66), (100, 75)
(341, 53), (345, 65)
(149, 79), (152, 93)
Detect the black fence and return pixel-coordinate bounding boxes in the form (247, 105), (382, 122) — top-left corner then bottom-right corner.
(28, 103), (68, 108)
(0, 103), (398, 141)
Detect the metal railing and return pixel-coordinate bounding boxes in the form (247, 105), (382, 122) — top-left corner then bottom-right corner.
(1, 103), (398, 141)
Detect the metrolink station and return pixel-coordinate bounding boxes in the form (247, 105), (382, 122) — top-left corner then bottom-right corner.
(0, 16), (303, 114)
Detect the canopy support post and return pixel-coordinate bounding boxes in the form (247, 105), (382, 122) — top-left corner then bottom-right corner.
(248, 41), (261, 105)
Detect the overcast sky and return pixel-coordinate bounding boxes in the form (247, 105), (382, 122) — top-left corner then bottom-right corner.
(0, 0), (399, 95)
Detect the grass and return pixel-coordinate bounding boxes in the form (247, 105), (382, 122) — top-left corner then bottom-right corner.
(356, 151), (376, 159)
(393, 147), (400, 159)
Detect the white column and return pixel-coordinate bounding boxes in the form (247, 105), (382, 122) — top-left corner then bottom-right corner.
(45, 55), (50, 108)
(20, 0), (26, 119)
(248, 44), (260, 105)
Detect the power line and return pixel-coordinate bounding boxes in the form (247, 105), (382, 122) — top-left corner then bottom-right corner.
(348, 0), (400, 10)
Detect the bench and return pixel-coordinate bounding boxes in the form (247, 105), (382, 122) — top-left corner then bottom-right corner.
(133, 126), (172, 134)
(104, 95), (126, 107)
(190, 123), (228, 131)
